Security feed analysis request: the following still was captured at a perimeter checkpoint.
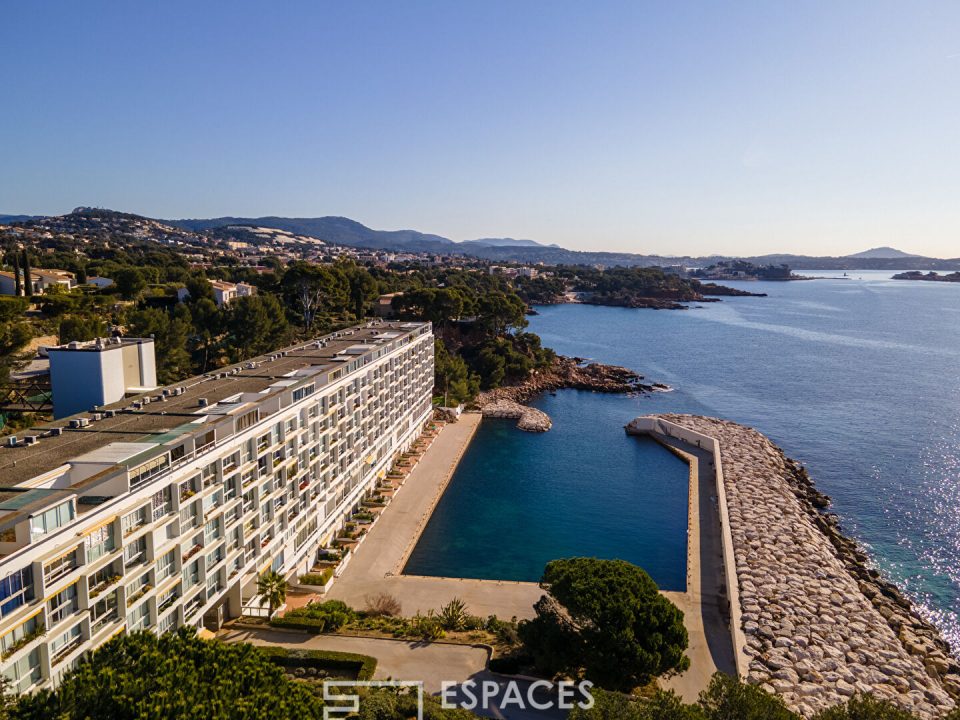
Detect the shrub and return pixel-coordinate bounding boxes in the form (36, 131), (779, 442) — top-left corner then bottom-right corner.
(412, 611), (445, 641)
(273, 600), (355, 633)
(258, 646), (377, 681)
(697, 673), (796, 720)
(811, 694), (920, 720)
(365, 592), (403, 617)
(298, 570), (333, 587)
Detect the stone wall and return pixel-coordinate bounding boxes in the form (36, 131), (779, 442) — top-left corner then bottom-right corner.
(632, 414), (957, 718)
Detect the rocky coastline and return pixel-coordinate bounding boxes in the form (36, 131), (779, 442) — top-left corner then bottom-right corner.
(893, 271), (960, 283)
(655, 414), (958, 718)
(475, 356), (661, 431)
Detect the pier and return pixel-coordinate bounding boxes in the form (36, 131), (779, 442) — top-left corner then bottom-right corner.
(628, 414), (956, 718)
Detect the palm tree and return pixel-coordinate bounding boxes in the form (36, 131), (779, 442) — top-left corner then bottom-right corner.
(256, 570), (288, 617)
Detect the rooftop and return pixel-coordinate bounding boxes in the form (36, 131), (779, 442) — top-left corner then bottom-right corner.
(0, 321), (430, 488)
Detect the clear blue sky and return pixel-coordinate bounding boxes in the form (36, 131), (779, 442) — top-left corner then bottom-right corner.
(2, 1), (959, 257)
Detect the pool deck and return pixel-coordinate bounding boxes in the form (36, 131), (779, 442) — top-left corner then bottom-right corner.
(326, 411), (734, 700)
(326, 412), (544, 620)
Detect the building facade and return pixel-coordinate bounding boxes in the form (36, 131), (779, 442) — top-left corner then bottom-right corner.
(0, 321), (434, 692)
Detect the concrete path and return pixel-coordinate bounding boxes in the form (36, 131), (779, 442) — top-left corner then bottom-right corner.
(221, 627), (568, 720)
(327, 413), (543, 620)
(220, 627), (488, 693)
(654, 438), (736, 701)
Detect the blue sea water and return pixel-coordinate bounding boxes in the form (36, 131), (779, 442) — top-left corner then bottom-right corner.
(406, 271), (960, 649)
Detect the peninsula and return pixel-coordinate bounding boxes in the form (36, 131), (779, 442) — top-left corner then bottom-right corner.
(893, 271), (960, 283)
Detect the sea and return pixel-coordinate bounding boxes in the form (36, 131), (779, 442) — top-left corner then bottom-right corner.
(405, 270), (960, 650)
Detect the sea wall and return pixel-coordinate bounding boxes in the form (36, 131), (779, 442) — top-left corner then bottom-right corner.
(627, 414), (958, 718)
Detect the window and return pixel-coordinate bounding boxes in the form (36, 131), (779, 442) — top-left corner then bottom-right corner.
(127, 601), (151, 632)
(0, 567), (34, 617)
(47, 583), (78, 626)
(170, 444), (186, 463)
(236, 410), (259, 432)
(43, 548), (79, 585)
(123, 536), (147, 568)
(157, 611), (178, 635)
(182, 559), (200, 589)
(50, 623), (82, 665)
(152, 486), (172, 522)
(157, 585), (180, 613)
(0, 613), (44, 659)
(29, 501), (75, 539)
(121, 506), (148, 536)
(84, 524), (115, 563)
(90, 591), (119, 634)
(293, 384), (315, 402)
(129, 455), (170, 489)
(155, 550), (177, 581)
(3, 647), (41, 692)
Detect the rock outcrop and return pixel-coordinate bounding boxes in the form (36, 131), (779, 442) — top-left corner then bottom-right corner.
(655, 414), (957, 718)
(475, 356), (661, 431)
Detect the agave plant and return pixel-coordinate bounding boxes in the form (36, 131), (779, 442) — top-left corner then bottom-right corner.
(438, 597), (469, 631)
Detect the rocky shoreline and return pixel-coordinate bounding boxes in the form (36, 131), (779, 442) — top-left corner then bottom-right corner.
(475, 356), (661, 431)
(656, 414), (958, 718)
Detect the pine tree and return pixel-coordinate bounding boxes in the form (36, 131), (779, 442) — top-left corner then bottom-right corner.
(20, 249), (31, 296)
(11, 254), (21, 296)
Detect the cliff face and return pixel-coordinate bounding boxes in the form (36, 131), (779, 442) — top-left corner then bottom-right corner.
(655, 414), (958, 718)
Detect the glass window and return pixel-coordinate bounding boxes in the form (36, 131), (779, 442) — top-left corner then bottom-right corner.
(0, 567), (34, 618)
(3, 647), (41, 692)
(47, 583), (78, 626)
(84, 524), (116, 563)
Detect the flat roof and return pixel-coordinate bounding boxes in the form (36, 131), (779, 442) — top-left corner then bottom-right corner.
(0, 321), (429, 488)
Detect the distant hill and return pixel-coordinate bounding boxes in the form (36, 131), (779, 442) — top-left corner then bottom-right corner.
(6, 208), (960, 271)
(168, 215), (556, 254)
(845, 247), (920, 259)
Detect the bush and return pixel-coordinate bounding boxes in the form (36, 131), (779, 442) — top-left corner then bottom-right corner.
(488, 653), (534, 675)
(811, 695), (920, 720)
(298, 570), (333, 587)
(365, 592), (403, 617)
(272, 600), (355, 633)
(412, 611), (445, 641)
(697, 673), (796, 720)
(258, 646), (377, 681)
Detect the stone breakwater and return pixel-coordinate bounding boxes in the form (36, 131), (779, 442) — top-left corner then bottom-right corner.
(656, 414), (958, 718)
(476, 356), (661, 431)
(481, 399), (552, 432)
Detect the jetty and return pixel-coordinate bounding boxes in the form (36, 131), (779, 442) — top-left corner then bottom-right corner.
(628, 414), (958, 718)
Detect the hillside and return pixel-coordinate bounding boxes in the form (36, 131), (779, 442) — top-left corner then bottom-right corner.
(846, 246), (920, 259)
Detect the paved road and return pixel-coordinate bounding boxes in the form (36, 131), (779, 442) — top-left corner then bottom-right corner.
(327, 414), (543, 620)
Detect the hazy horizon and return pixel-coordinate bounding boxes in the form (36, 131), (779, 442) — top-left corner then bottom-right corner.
(3, 1), (959, 258)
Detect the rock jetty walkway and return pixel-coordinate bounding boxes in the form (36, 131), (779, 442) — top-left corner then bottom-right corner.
(632, 414), (958, 718)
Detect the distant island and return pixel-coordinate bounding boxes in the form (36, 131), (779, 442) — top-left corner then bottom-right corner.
(892, 271), (960, 283)
(690, 260), (805, 281)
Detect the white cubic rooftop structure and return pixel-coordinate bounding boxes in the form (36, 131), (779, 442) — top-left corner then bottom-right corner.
(47, 337), (158, 419)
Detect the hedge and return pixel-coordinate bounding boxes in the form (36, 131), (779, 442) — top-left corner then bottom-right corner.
(298, 569), (333, 586)
(270, 616), (329, 633)
(258, 646), (377, 680)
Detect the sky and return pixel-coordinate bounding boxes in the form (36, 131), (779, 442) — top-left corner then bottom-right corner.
(2, 1), (959, 258)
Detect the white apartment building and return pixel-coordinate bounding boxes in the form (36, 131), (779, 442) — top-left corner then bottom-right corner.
(0, 321), (434, 692)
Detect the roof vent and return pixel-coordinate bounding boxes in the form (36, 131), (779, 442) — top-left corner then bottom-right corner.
(92, 413), (103, 422)
(6, 436), (18, 447)
(50, 427), (63, 436)
(198, 398), (209, 408)
(24, 436), (38, 446)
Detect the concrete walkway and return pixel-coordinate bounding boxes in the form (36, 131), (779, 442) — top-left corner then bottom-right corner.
(327, 413), (543, 620)
(220, 627), (489, 693)
(655, 438), (736, 701)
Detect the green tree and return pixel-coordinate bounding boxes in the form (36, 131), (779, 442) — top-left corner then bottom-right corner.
(434, 339), (478, 405)
(811, 694), (919, 720)
(189, 297), (223, 372)
(257, 570), (288, 617)
(59, 316), (107, 344)
(20, 250), (31, 296)
(126, 306), (192, 383)
(114, 267), (147, 300)
(9, 630), (322, 720)
(569, 687), (704, 720)
(518, 558), (689, 690)
(348, 269), (378, 320)
(224, 294), (290, 361)
(697, 673), (797, 720)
